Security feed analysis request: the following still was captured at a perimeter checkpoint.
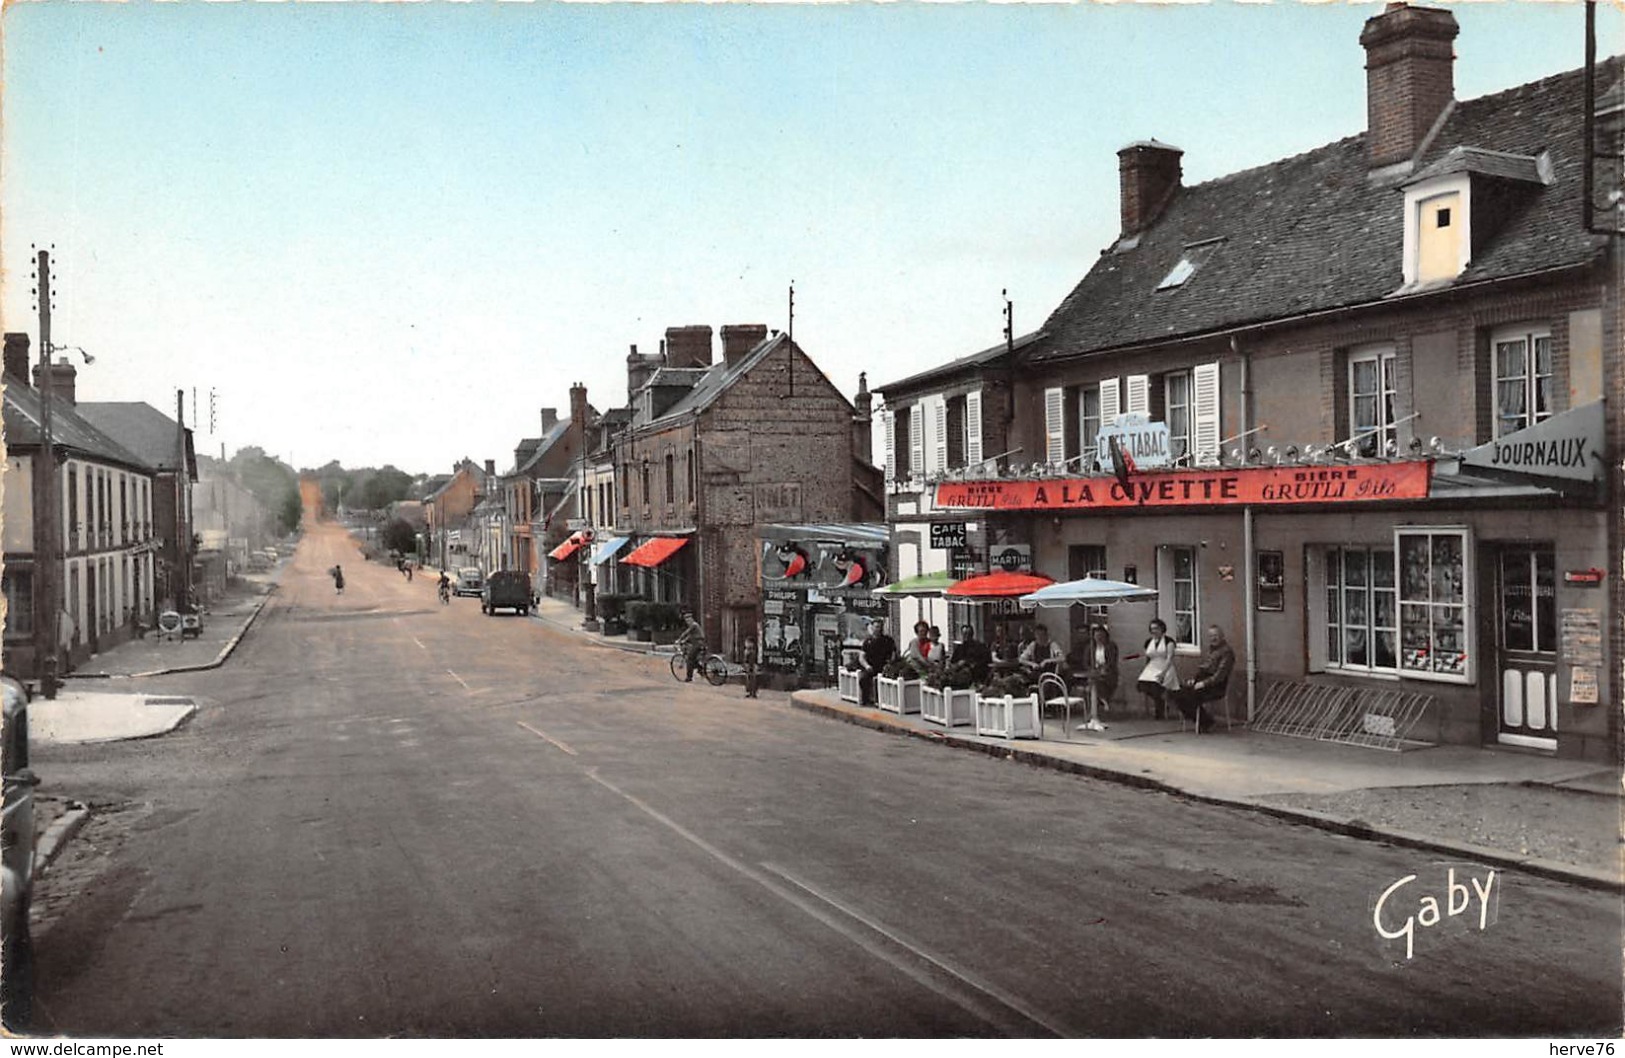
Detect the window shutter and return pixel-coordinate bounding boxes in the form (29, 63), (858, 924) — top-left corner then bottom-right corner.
(908, 404), (924, 478)
(933, 396), (948, 473)
(883, 410), (896, 481)
(1125, 374), (1150, 416)
(1193, 361), (1221, 463)
(1099, 377), (1121, 426)
(1044, 387), (1065, 464)
(965, 390), (983, 467)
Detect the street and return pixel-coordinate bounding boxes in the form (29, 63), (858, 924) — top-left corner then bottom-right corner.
(23, 523), (1623, 1038)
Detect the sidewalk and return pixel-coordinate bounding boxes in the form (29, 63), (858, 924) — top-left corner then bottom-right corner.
(66, 573), (276, 680)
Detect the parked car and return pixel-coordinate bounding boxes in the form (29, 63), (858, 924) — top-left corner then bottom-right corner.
(453, 567), (484, 597)
(481, 571), (532, 616)
(2, 674), (37, 1028)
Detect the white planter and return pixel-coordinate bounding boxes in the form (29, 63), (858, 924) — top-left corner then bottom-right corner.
(876, 675), (922, 714)
(837, 667), (862, 704)
(975, 693), (1043, 739)
(921, 684), (976, 727)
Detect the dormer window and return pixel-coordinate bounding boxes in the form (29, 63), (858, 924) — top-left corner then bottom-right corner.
(1401, 175), (1470, 287)
(1155, 237), (1223, 292)
(1156, 257), (1197, 291)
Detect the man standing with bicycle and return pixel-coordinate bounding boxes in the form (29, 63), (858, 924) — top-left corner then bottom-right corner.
(675, 609), (706, 682)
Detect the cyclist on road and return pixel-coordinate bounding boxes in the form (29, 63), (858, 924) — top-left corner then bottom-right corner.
(675, 609), (706, 682)
(437, 570), (452, 604)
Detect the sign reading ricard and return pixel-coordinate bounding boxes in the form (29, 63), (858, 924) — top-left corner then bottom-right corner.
(1095, 413), (1170, 470)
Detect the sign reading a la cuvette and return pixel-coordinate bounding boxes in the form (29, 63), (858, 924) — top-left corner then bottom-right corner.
(933, 461), (1434, 511)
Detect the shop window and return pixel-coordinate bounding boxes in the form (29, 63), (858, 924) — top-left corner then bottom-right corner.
(1492, 325), (1553, 438)
(1156, 546), (1199, 648)
(1396, 527), (1473, 683)
(1349, 345), (1398, 456)
(1323, 546), (1397, 674)
(2, 569), (33, 638)
(1499, 545), (1555, 654)
(1164, 371), (1192, 464)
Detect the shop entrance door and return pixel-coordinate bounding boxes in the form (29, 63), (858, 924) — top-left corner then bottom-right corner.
(86, 564), (100, 654)
(1495, 544), (1557, 750)
(1067, 545), (1107, 647)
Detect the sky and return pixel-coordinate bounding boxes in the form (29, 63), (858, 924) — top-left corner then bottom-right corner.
(3, 0), (1619, 478)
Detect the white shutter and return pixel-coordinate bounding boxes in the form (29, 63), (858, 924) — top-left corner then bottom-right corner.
(932, 396), (948, 473)
(1193, 361), (1221, 463)
(1126, 374), (1150, 416)
(883, 409), (896, 482)
(908, 404), (924, 478)
(1043, 387), (1065, 464)
(1099, 377), (1121, 426)
(965, 389), (983, 467)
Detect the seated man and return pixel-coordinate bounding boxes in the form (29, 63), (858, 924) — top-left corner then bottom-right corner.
(857, 620), (897, 706)
(1018, 624), (1064, 675)
(1170, 625), (1235, 733)
(949, 624), (991, 684)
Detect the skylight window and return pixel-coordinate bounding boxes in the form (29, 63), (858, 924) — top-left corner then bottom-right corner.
(1157, 257), (1198, 290)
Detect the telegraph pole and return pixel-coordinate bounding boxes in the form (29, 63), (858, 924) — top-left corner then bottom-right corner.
(176, 389), (192, 610)
(33, 249), (60, 698)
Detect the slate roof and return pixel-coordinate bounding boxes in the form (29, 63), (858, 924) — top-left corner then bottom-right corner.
(635, 333), (848, 431)
(3, 388), (151, 471)
(76, 401), (196, 475)
(875, 330), (1046, 397)
(1031, 58), (1622, 364)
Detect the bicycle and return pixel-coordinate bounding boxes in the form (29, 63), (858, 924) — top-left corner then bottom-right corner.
(669, 649), (730, 687)
(438, 581), (451, 605)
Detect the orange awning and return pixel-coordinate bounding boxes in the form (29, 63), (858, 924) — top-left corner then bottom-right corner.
(549, 533), (587, 561)
(620, 536), (689, 568)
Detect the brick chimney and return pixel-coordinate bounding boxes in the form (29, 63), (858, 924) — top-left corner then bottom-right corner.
(1117, 140), (1183, 239)
(720, 324), (768, 368)
(569, 382), (589, 459)
(1361, 3), (1458, 170)
(664, 325), (714, 369)
(3, 333), (30, 386)
(627, 343), (660, 402)
(32, 359), (77, 404)
(541, 407), (558, 434)
(484, 458), (495, 480)
(852, 372), (873, 464)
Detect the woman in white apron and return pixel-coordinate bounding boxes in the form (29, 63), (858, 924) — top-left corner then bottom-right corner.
(1135, 618), (1180, 719)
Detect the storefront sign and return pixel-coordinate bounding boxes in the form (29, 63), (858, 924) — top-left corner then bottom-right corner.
(1256, 551), (1284, 611)
(1563, 568), (1606, 585)
(1096, 413), (1171, 470)
(1560, 609), (1603, 666)
(990, 544), (1032, 573)
(930, 522), (968, 549)
(1569, 667), (1600, 705)
(1459, 401), (1605, 483)
(934, 461), (1433, 511)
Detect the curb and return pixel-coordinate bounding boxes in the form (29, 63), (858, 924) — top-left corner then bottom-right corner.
(529, 609), (659, 656)
(788, 691), (1625, 894)
(65, 592), (272, 682)
(36, 803), (90, 873)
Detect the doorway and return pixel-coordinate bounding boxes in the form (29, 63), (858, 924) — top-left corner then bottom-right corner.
(1495, 544), (1557, 750)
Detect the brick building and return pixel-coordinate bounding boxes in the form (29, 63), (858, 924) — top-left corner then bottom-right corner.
(605, 324), (884, 658)
(880, 5), (1620, 758)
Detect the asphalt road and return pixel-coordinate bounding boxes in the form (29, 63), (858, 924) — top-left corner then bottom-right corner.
(22, 523), (1623, 1038)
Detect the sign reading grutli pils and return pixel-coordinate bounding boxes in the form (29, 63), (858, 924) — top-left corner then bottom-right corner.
(934, 461), (1433, 511)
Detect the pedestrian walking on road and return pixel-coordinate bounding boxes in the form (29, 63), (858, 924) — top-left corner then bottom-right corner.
(331, 565), (345, 595)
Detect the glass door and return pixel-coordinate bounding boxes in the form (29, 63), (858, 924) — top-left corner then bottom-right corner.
(1496, 544), (1557, 749)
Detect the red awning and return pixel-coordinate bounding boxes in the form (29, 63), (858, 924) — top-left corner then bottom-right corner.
(946, 571), (1055, 598)
(621, 536), (689, 568)
(549, 532), (587, 562)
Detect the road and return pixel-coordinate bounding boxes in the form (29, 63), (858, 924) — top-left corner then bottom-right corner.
(22, 522), (1622, 1037)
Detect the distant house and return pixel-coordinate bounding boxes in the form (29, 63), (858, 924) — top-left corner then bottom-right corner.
(2, 335), (160, 676)
(422, 459), (485, 571)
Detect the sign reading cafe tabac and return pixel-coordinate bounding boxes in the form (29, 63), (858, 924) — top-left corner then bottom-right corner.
(934, 461), (1434, 511)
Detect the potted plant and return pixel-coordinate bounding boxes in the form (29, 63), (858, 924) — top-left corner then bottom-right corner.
(598, 594), (629, 636)
(647, 603), (684, 645)
(837, 657), (863, 704)
(975, 672), (1042, 739)
(876, 657), (925, 715)
(921, 661), (977, 727)
(626, 600), (653, 642)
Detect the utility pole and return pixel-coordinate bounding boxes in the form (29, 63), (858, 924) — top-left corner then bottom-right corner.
(33, 249), (60, 698)
(176, 389), (192, 610)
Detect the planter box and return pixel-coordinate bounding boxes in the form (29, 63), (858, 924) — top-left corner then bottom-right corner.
(920, 684), (976, 726)
(876, 675), (922, 714)
(975, 693), (1042, 739)
(837, 667), (862, 704)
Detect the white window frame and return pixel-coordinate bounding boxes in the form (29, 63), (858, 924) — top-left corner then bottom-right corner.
(908, 403), (924, 479)
(883, 409), (896, 482)
(1156, 545), (1201, 651)
(1395, 526), (1474, 684)
(932, 395), (949, 474)
(1321, 545), (1399, 676)
(1349, 344), (1399, 457)
(1491, 324), (1554, 439)
(1164, 370), (1192, 464)
(1078, 387), (1101, 470)
(1125, 374), (1150, 417)
(1099, 377), (1121, 429)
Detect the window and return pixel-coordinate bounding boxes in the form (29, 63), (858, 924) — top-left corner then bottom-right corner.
(1324, 547), (1397, 673)
(1079, 387), (1101, 469)
(892, 406), (913, 480)
(1500, 545), (1555, 655)
(2, 569), (32, 638)
(1164, 371), (1191, 463)
(1416, 190), (1463, 283)
(1493, 325), (1553, 437)
(945, 396), (967, 469)
(68, 467), (79, 547)
(686, 448), (696, 503)
(640, 461), (651, 507)
(1349, 345), (1398, 456)
(1396, 527), (1472, 682)
(664, 453), (674, 504)
(1157, 546), (1199, 647)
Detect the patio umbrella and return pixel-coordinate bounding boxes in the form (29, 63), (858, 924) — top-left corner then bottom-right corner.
(1018, 576), (1159, 609)
(872, 571), (956, 598)
(945, 571), (1055, 599)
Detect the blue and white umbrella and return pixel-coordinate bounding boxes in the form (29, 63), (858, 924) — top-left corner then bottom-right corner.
(1019, 576), (1158, 610)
